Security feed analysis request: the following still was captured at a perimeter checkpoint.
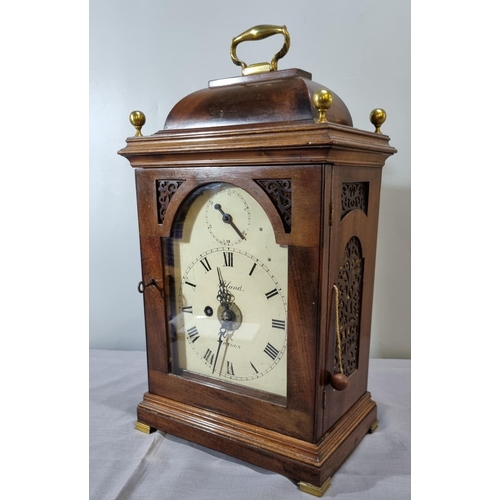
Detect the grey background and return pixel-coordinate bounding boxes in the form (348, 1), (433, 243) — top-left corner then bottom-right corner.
(89, 0), (410, 358)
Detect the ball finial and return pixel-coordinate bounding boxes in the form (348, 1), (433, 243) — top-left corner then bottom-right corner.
(370, 108), (387, 134)
(129, 110), (146, 137)
(313, 89), (333, 123)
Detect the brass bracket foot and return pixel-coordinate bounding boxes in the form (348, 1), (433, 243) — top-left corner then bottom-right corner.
(135, 421), (156, 434)
(298, 477), (332, 497)
(368, 419), (379, 434)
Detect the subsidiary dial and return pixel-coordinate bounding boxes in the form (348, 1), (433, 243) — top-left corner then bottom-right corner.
(205, 188), (251, 245)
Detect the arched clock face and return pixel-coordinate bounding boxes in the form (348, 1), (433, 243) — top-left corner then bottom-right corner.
(168, 183), (288, 398)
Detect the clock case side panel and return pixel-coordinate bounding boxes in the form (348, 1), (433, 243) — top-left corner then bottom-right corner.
(134, 165), (326, 443)
(322, 165), (382, 434)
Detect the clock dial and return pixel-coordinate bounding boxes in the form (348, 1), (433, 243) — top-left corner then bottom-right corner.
(205, 188), (251, 245)
(177, 248), (286, 389)
(168, 183), (288, 398)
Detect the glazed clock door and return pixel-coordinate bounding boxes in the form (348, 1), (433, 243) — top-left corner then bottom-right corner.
(165, 183), (288, 399)
(134, 164), (324, 442)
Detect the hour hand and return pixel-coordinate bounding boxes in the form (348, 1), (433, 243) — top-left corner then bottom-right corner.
(214, 203), (246, 240)
(217, 267), (224, 288)
(216, 267), (232, 307)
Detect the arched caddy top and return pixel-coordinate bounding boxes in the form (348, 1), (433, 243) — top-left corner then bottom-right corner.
(164, 68), (353, 131)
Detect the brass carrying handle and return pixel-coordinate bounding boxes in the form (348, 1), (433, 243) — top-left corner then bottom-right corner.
(230, 24), (290, 76)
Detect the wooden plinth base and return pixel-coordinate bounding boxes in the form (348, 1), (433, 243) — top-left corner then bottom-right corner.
(136, 391), (377, 494)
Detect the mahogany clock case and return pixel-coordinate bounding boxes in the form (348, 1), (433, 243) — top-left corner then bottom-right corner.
(118, 67), (396, 489)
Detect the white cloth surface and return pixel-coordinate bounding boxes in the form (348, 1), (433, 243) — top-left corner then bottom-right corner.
(90, 350), (410, 499)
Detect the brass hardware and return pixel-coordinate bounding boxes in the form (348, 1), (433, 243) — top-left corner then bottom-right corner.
(369, 108), (387, 134)
(230, 25), (291, 76)
(298, 477), (332, 497)
(135, 421), (155, 434)
(312, 90), (333, 123)
(369, 420), (379, 434)
(129, 110), (146, 137)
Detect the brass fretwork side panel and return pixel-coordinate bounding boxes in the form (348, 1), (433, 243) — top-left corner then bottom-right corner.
(255, 179), (292, 233)
(157, 180), (184, 224)
(341, 182), (368, 220)
(334, 237), (364, 376)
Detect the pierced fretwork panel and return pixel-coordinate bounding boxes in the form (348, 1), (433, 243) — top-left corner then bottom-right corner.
(156, 180), (184, 224)
(341, 182), (368, 219)
(334, 237), (364, 377)
(255, 179), (292, 233)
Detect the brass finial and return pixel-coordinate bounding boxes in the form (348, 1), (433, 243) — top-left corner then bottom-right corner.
(313, 89), (333, 123)
(129, 110), (146, 137)
(370, 108), (387, 134)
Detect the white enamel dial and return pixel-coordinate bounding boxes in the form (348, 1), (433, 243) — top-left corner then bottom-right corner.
(169, 183), (288, 397)
(177, 248), (286, 385)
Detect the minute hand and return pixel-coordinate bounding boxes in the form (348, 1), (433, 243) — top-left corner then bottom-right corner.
(212, 326), (226, 374)
(214, 204), (246, 240)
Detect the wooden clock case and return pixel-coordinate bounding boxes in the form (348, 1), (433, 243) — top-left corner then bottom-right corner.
(118, 67), (396, 495)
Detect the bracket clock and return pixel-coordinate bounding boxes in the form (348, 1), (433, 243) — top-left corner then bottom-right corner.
(118, 25), (397, 497)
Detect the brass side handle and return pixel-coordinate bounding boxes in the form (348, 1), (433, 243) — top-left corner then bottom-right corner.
(230, 24), (290, 76)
